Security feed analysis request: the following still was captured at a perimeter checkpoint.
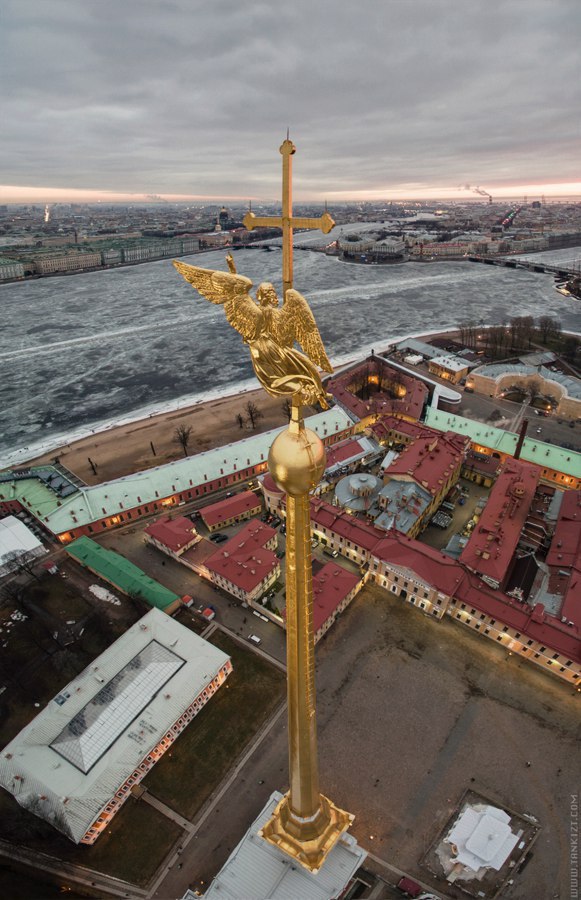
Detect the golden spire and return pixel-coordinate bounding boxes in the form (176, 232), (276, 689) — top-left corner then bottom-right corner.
(174, 139), (351, 872)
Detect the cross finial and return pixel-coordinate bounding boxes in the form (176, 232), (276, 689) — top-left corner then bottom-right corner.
(241, 140), (335, 297)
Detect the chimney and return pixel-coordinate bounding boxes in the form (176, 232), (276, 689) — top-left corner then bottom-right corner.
(514, 418), (529, 459)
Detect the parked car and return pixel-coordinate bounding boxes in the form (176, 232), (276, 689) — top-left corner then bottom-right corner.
(396, 876), (422, 898)
(210, 532), (228, 543)
(248, 634), (261, 645)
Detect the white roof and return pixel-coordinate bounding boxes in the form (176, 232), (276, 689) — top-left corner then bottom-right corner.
(0, 515), (44, 568)
(447, 804), (519, 873)
(204, 791), (366, 900)
(0, 608), (230, 843)
(430, 355), (469, 372)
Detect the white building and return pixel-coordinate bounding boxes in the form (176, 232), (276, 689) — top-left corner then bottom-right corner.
(0, 608), (231, 844)
(0, 515), (46, 576)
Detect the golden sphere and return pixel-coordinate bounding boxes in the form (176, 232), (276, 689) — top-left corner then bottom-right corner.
(268, 425), (326, 496)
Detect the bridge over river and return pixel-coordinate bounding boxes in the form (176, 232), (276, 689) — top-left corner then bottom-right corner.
(468, 255), (581, 280)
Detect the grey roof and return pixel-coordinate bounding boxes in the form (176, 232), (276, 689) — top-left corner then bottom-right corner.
(473, 363), (581, 400)
(203, 790), (366, 900)
(395, 337), (442, 359)
(519, 351), (556, 366)
(334, 473), (383, 513)
(375, 481), (432, 534)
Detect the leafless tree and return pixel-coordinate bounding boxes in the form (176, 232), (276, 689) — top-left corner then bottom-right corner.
(538, 316), (561, 345)
(245, 401), (263, 430)
(528, 377), (543, 404)
(1, 549), (41, 581)
(173, 424), (193, 457)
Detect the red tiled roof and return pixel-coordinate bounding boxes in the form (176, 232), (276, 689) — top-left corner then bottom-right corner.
(144, 515), (197, 553)
(200, 491), (261, 528)
(205, 524), (278, 594)
(326, 438), (367, 468)
(546, 491), (581, 628)
(374, 531), (465, 596)
(327, 358), (428, 422)
(308, 495), (580, 663)
(370, 416), (436, 442)
(463, 449), (503, 476)
(312, 562), (360, 632)
(310, 498), (386, 553)
(460, 459), (540, 583)
(455, 571), (580, 663)
(229, 518), (277, 548)
(546, 491), (581, 569)
(261, 474), (284, 496)
(384, 431), (469, 496)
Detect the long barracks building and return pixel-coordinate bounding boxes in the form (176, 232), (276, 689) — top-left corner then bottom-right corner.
(0, 409), (354, 543)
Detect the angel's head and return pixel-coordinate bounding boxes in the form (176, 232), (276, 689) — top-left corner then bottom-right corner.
(256, 283), (279, 308)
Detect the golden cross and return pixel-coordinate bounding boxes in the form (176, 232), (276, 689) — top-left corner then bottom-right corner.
(242, 138), (334, 297)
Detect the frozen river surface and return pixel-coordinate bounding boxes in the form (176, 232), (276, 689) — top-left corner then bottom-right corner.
(0, 244), (579, 465)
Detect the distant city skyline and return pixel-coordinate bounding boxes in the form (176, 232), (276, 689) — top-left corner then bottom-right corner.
(1, 1), (579, 204)
(1, 182), (580, 206)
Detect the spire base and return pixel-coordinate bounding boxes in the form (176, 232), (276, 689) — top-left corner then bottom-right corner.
(259, 792), (354, 873)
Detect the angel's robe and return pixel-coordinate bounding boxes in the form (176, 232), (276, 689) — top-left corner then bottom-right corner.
(248, 307), (329, 409)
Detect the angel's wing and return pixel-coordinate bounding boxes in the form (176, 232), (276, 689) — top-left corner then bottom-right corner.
(271, 289), (333, 373)
(173, 259), (261, 341)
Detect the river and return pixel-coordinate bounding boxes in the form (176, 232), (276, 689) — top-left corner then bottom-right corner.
(0, 239), (579, 467)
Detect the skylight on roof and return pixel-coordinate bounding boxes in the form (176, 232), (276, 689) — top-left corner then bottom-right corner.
(50, 641), (185, 773)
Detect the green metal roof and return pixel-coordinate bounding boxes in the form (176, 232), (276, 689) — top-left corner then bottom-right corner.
(0, 409), (352, 535)
(425, 408), (581, 479)
(66, 536), (179, 610)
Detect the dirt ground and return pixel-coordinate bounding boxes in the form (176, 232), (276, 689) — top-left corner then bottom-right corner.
(23, 329), (465, 487)
(158, 583), (581, 900)
(26, 387), (293, 485)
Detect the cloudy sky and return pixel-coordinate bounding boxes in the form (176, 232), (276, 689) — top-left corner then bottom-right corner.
(1, 0), (579, 203)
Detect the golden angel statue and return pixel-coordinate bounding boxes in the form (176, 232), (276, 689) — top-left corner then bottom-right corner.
(173, 257), (333, 409)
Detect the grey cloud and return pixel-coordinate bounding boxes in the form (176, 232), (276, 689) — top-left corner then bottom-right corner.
(1, 0), (579, 196)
